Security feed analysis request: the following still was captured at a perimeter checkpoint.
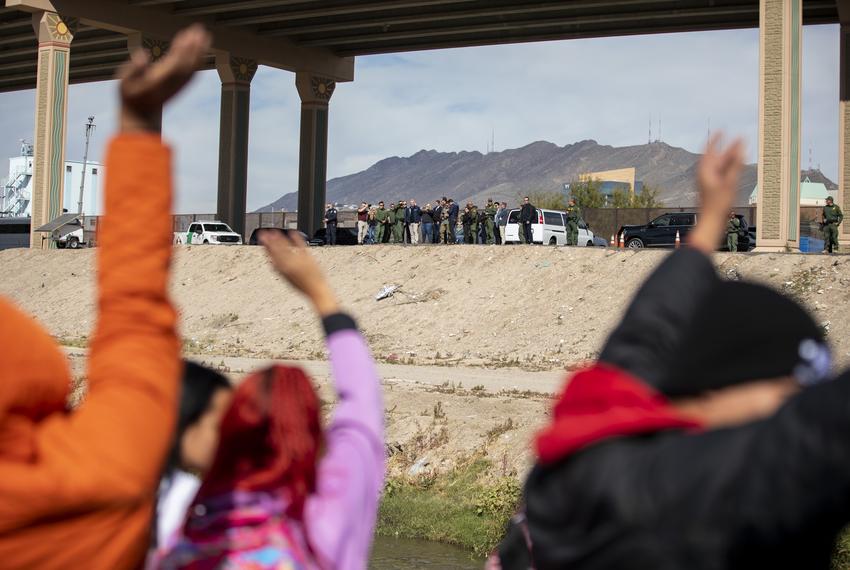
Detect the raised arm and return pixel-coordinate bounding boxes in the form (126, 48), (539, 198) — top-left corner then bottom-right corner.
(306, 314), (384, 566)
(599, 135), (744, 384)
(0, 27), (211, 523)
(259, 231), (385, 566)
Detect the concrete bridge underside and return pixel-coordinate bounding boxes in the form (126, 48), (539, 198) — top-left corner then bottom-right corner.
(0, 0), (844, 248)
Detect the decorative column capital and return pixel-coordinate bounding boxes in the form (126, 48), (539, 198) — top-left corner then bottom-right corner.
(216, 53), (258, 85)
(296, 71), (336, 106)
(127, 33), (170, 62)
(32, 11), (77, 45)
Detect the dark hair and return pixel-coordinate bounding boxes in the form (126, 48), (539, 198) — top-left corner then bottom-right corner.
(153, 361), (231, 548)
(164, 361), (232, 477)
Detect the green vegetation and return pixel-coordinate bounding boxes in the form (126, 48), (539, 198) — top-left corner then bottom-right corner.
(568, 178), (607, 208)
(567, 178), (665, 208)
(526, 191), (568, 210)
(610, 184), (664, 208)
(378, 457), (521, 557)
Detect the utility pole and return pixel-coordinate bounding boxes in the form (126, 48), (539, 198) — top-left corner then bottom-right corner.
(77, 116), (96, 215)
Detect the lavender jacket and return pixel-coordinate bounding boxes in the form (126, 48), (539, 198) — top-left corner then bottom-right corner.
(157, 313), (385, 570)
(305, 313), (386, 569)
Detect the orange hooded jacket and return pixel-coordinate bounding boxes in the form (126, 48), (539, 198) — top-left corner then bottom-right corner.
(0, 134), (180, 569)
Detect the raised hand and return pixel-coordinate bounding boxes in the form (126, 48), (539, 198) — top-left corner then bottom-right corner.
(117, 24), (212, 133)
(259, 230), (340, 317)
(697, 133), (745, 219)
(690, 134), (745, 253)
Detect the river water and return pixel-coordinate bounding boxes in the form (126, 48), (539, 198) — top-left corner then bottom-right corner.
(369, 536), (482, 569)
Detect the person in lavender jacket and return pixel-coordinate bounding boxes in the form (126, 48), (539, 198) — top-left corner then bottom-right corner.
(158, 229), (385, 570)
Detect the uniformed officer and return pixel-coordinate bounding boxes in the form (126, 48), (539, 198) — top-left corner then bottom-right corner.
(375, 201), (389, 244)
(439, 200), (451, 244)
(726, 210), (741, 253)
(565, 198), (581, 246)
(323, 202), (338, 246)
(484, 199), (497, 245)
(462, 202), (473, 244)
(822, 196), (844, 254)
(393, 201), (406, 244)
(386, 202), (397, 243)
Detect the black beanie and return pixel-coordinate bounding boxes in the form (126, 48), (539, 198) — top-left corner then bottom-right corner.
(652, 281), (829, 397)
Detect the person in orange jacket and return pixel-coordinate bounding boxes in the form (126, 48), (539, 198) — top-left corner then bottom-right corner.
(0, 25), (211, 569)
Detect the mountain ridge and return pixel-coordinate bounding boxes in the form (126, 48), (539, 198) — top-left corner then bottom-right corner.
(258, 140), (834, 211)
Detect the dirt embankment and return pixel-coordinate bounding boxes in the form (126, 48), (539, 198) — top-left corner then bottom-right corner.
(3, 245), (849, 368)
(4, 245), (850, 480)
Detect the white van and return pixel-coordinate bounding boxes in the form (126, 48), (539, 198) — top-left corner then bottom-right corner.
(503, 208), (595, 246)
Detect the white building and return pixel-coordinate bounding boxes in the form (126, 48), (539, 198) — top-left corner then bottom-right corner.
(1, 141), (103, 217)
(749, 178), (832, 207)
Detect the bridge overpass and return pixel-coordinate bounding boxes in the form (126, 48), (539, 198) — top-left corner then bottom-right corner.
(0, 0), (847, 249)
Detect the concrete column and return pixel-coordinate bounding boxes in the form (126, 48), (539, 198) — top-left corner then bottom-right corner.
(755, 0), (802, 251)
(295, 72), (335, 238)
(839, 17), (850, 247)
(216, 54), (257, 239)
(127, 33), (169, 131)
(30, 11), (76, 249)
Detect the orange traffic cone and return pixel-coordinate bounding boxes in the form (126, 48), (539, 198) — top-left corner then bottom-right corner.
(618, 232), (624, 248)
(675, 230), (681, 248)
(610, 234), (616, 247)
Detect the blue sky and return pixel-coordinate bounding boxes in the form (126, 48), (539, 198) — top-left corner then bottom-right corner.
(0, 24), (840, 213)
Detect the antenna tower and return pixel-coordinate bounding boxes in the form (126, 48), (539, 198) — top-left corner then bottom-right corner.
(77, 116), (96, 215)
(648, 113), (652, 144)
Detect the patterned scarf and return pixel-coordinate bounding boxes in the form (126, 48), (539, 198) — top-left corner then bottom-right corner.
(157, 490), (315, 570)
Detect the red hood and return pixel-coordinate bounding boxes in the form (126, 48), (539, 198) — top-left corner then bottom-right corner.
(536, 363), (702, 465)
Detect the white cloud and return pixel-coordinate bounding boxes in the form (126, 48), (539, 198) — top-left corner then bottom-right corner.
(0, 24), (840, 212)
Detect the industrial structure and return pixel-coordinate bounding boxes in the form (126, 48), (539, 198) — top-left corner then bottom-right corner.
(0, 0), (846, 250)
(1, 140), (101, 217)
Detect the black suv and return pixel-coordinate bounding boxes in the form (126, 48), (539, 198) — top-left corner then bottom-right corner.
(619, 212), (697, 249)
(309, 227), (358, 246)
(619, 213), (755, 251)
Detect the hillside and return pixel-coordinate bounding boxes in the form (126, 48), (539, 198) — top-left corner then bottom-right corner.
(260, 140), (837, 211)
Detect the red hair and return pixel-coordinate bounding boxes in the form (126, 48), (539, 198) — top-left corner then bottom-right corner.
(194, 365), (322, 519)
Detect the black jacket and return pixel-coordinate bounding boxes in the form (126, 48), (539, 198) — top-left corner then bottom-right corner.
(448, 203), (459, 221)
(405, 206), (422, 224)
(513, 249), (850, 570)
(519, 203), (536, 224)
(421, 210), (434, 224)
(324, 208), (337, 224)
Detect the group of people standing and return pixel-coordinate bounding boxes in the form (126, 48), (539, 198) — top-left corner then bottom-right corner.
(342, 196), (584, 246)
(351, 198), (511, 245)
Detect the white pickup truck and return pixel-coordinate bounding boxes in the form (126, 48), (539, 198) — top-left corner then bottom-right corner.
(174, 221), (243, 245)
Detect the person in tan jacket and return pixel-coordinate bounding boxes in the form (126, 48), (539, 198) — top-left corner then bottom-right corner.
(0, 25), (210, 569)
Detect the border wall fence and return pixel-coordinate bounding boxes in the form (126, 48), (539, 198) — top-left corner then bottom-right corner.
(582, 206), (826, 246)
(78, 207), (826, 247)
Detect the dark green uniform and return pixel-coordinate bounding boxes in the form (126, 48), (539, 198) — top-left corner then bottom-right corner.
(393, 205), (405, 243)
(439, 205), (451, 244)
(823, 203), (844, 253)
(565, 204), (581, 245)
(466, 206), (478, 243)
(375, 207), (389, 243)
(484, 202), (497, 245)
(462, 206), (473, 244)
(726, 217), (741, 252)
